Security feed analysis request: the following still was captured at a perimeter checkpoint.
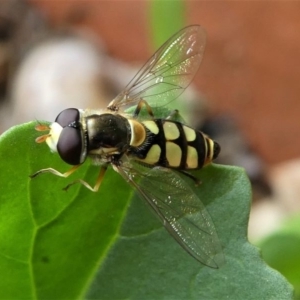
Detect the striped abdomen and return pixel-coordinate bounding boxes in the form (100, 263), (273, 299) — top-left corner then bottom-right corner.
(130, 119), (220, 170)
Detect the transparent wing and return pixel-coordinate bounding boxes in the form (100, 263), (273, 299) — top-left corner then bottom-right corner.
(108, 25), (206, 110)
(115, 159), (224, 268)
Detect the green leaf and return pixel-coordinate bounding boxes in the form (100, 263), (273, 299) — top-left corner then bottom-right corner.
(259, 215), (300, 299)
(0, 122), (293, 299)
(148, 0), (186, 50)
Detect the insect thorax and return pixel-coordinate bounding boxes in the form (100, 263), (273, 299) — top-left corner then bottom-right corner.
(86, 113), (131, 156)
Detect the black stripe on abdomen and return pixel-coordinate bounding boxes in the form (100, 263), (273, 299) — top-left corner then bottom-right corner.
(188, 131), (206, 168)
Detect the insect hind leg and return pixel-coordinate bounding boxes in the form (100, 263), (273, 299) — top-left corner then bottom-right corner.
(165, 109), (187, 123)
(178, 170), (202, 186)
(166, 109), (179, 120)
(133, 100), (155, 119)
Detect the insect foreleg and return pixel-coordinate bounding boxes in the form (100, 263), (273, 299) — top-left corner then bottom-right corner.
(133, 100), (154, 118)
(63, 166), (107, 192)
(30, 165), (81, 179)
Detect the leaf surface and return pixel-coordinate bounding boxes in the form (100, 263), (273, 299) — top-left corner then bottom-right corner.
(0, 123), (293, 299)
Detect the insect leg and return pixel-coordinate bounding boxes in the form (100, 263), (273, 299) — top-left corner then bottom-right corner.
(133, 100), (154, 118)
(30, 165), (81, 179)
(165, 109), (179, 120)
(165, 109), (187, 123)
(178, 170), (202, 186)
(63, 166), (107, 192)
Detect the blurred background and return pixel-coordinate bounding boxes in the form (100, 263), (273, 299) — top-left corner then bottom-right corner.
(0, 0), (299, 294)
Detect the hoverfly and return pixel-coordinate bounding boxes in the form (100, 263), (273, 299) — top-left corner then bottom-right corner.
(31, 25), (225, 268)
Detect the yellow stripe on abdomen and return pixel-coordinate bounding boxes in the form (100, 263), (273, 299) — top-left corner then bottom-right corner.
(186, 146), (198, 169)
(142, 144), (161, 164)
(143, 121), (159, 134)
(166, 142), (182, 167)
(183, 125), (196, 142)
(163, 122), (180, 140)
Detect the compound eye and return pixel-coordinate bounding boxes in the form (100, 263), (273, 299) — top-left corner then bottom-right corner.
(57, 126), (82, 165)
(55, 108), (80, 127)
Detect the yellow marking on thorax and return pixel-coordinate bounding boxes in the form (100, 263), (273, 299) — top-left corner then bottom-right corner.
(166, 142), (182, 167)
(183, 126), (196, 142)
(143, 121), (159, 134)
(163, 122), (180, 140)
(186, 146), (198, 169)
(128, 119), (146, 147)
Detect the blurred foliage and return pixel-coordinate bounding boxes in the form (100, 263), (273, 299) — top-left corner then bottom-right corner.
(148, 0), (186, 50)
(147, 0), (193, 119)
(259, 215), (300, 299)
